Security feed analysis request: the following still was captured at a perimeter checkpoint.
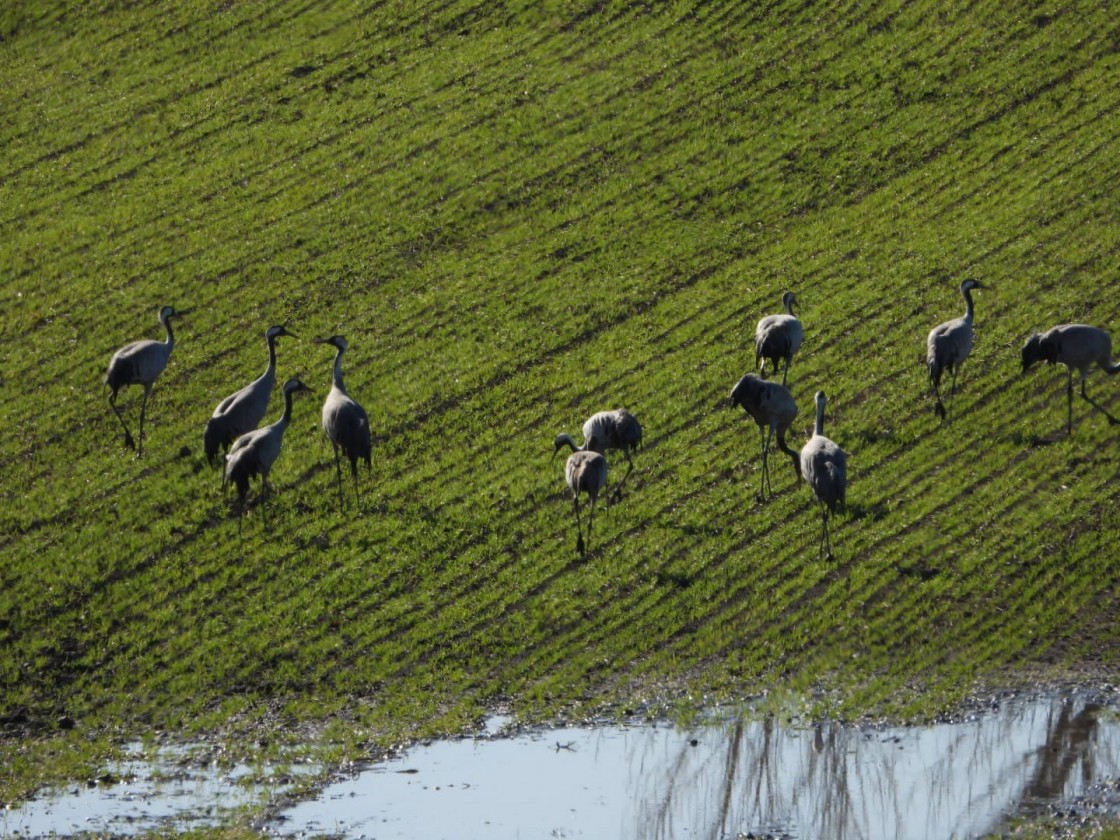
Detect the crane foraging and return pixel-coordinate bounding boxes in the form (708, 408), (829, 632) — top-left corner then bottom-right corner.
(204, 325), (295, 469)
(1021, 323), (1120, 435)
(224, 378), (311, 526)
(926, 278), (984, 421)
(755, 291), (803, 385)
(314, 335), (372, 506)
(553, 408), (642, 500)
(560, 436), (608, 555)
(729, 373), (800, 498)
(104, 305), (187, 456)
(800, 391), (847, 561)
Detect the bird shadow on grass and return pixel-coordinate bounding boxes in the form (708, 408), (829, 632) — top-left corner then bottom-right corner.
(654, 569), (695, 589)
(844, 501), (888, 522)
(1008, 430), (1061, 449)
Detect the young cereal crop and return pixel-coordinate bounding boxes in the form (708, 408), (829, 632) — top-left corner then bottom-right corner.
(2, 0), (1120, 828)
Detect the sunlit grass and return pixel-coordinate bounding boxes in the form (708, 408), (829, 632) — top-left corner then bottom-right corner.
(2, 0), (1120, 829)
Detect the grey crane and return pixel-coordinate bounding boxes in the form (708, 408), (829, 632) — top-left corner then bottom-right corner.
(553, 408), (642, 500)
(204, 325), (295, 469)
(1021, 323), (1120, 435)
(755, 291), (804, 386)
(729, 373), (800, 498)
(104, 304), (186, 456)
(314, 335), (372, 506)
(224, 377), (311, 524)
(800, 390), (847, 561)
(562, 436), (608, 555)
(926, 278), (984, 421)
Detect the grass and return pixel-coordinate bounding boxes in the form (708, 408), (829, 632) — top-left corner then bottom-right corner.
(3, 0), (1120, 831)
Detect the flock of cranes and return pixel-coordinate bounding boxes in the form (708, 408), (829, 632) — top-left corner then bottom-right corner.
(104, 309), (373, 526)
(105, 285), (1120, 555)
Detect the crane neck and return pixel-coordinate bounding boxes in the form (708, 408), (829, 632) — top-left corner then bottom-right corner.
(962, 286), (975, 323)
(814, 400), (826, 437)
(332, 347), (347, 393)
(264, 333), (279, 375)
(554, 433), (580, 454)
(161, 313), (175, 347)
(278, 388), (297, 426)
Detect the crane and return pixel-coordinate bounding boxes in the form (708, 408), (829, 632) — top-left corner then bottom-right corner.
(562, 438), (608, 555)
(755, 291), (803, 386)
(1021, 323), (1120, 435)
(553, 408), (642, 500)
(204, 325), (295, 469)
(225, 378), (311, 526)
(800, 390), (847, 561)
(730, 373), (800, 498)
(104, 305), (186, 456)
(927, 279), (984, 421)
(315, 335), (372, 506)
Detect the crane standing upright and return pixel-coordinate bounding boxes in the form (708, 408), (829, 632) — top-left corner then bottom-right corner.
(204, 325), (296, 469)
(105, 305), (186, 456)
(315, 335), (372, 507)
(800, 391), (847, 561)
(225, 378), (312, 527)
(927, 279), (984, 421)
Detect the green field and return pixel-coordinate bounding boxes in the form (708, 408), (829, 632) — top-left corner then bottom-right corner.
(3, 0), (1120, 830)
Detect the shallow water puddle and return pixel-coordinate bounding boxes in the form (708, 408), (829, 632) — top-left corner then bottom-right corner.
(271, 695), (1120, 839)
(6, 694), (1120, 838)
(3, 742), (312, 837)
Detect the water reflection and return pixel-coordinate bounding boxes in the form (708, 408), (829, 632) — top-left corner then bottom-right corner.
(273, 694), (1120, 840)
(630, 696), (1117, 840)
(6, 695), (1118, 838)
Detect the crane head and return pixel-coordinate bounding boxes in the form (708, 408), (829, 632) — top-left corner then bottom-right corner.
(781, 290), (797, 314)
(314, 335), (348, 352)
(267, 325), (296, 340)
(1020, 333), (1055, 372)
(281, 377), (312, 396)
(159, 305), (188, 322)
(553, 433), (577, 459)
(729, 373), (761, 409)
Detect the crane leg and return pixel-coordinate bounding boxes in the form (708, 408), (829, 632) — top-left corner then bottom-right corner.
(136, 384), (153, 456)
(258, 469), (272, 530)
(351, 458), (363, 509)
(1067, 370), (1075, 435)
(332, 444), (346, 509)
(108, 391), (137, 450)
(610, 452), (634, 503)
(573, 496), (585, 555)
(1080, 374), (1120, 428)
(235, 486), (248, 538)
(929, 365), (947, 421)
(587, 498), (596, 549)
(761, 427), (774, 498)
